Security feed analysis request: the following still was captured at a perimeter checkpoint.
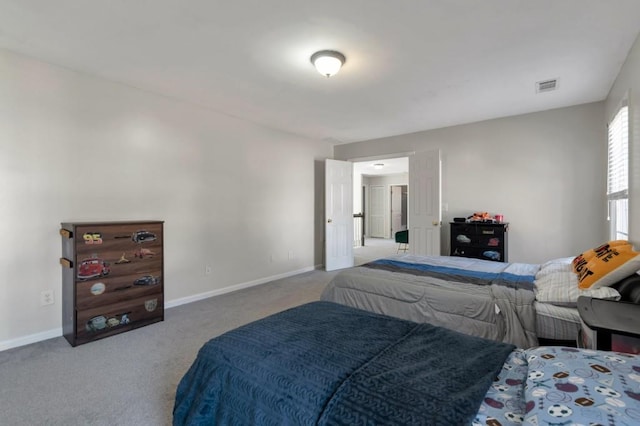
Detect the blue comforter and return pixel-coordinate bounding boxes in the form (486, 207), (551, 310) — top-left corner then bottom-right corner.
(364, 257), (537, 290)
(173, 301), (515, 425)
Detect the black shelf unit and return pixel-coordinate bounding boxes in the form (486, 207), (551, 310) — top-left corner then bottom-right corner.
(449, 222), (509, 262)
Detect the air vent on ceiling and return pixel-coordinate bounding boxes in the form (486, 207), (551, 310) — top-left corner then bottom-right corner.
(536, 79), (558, 93)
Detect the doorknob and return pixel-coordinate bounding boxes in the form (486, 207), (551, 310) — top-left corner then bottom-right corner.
(327, 219), (332, 223)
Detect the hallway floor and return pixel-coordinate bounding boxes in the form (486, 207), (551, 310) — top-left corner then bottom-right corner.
(354, 237), (401, 265)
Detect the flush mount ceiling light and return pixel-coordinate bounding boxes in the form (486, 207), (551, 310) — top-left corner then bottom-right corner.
(310, 50), (346, 77)
(373, 163), (385, 169)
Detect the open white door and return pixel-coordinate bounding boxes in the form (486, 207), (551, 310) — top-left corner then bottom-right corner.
(369, 185), (386, 237)
(325, 159), (354, 271)
(408, 150), (441, 255)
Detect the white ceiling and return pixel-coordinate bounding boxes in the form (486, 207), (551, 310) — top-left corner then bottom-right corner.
(354, 157), (408, 177)
(1, 1), (639, 144)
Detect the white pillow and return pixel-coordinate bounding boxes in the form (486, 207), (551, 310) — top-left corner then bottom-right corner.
(534, 271), (621, 307)
(536, 257), (575, 279)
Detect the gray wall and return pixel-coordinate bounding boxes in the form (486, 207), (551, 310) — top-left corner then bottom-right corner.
(606, 32), (640, 246)
(335, 102), (608, 263)
(0, 49), (331, 349)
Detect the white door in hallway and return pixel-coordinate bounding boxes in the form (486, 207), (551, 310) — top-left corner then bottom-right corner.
(325, 159), (354, 271)
(390, 185), (406, 237)
(369, 185), (385, 237)
(409, 150), (441, 255)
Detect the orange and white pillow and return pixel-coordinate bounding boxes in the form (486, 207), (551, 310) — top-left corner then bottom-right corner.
(572, 241), (640, 289)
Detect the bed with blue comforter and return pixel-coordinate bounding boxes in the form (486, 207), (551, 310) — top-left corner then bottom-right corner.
(321, 254), (540, 347)
(173, 302), (640, 425)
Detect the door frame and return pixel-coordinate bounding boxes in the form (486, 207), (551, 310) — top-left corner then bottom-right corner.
(351, 151), (439, 249)
(329, 151), (441, 268)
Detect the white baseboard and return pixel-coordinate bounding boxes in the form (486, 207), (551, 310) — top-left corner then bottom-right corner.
(165, 265), (316, 308)
(0, 328), (62, 352)
(1, 265), (318, 352)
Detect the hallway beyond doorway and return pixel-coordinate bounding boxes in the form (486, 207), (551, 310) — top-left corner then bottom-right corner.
(354, 238), (397, 265)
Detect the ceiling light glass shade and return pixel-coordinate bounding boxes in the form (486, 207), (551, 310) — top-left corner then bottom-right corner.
(373, 163), (384, 169)
(310, 50), (346, 77)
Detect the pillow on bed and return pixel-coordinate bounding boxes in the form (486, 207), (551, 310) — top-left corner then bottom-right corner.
(572, 240), (631, 273)
(534, 271), (620, 307)
(536, 257), (574, 279)
(575, 244), (640, 289)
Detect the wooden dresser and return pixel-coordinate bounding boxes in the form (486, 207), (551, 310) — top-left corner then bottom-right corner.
(60, 221), (164, 346)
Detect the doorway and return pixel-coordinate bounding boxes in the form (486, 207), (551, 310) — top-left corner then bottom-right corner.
(326, 151), (441, 270)
(352, 158), (409, 263)
(352, 151), (441, 256)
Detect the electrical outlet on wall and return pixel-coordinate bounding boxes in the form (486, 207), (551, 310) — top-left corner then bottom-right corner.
(40, 290), (54, 306)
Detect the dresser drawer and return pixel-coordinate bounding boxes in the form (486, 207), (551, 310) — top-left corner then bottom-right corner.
(73, 223), (162, 253)
(76, 272), (162, 310)
(75, 254), (162, 282)
(475, 225), (503, 236)
(76, 294), (163, 341)
(74, 222), (163, 257)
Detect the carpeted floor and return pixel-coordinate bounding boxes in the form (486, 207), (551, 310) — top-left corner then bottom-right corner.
(354, 237), (398, 265)
(0, 270), (337, 426)
(0, 241), (397, 426)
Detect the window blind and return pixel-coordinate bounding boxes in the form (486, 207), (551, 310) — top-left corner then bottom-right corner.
(607, 104), (629, 199)
(607, 103), (629, 240)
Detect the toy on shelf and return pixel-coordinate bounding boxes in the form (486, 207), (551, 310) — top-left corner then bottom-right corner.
(466, 212), (504, 223)
(467, 212), (493, 223)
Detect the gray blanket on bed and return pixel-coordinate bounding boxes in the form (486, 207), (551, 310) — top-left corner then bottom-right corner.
(321, 255), (539, 348)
